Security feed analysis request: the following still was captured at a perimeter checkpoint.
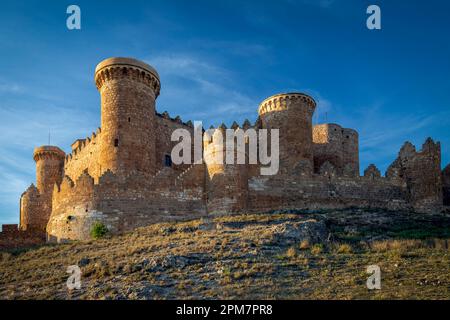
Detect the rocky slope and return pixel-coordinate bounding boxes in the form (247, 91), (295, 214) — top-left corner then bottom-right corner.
(1, 209), (449, 299)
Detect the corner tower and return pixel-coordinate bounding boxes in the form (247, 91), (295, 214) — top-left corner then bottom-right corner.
(20, 146), (65, 231)
(95, 57), (161, 176)
(34, 146), (65, 196)
(258, 93), (316, 174)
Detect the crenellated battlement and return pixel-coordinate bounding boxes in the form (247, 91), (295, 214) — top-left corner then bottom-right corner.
(156, 111), (195, 128)
(33, 146), (65, 162)
(94, 57), (160, 96)
(13, 56), (447, 244)
(258, 92), (316, 116)
(65, 128), (102, 164)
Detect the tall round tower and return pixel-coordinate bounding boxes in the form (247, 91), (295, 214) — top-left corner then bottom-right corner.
(258, 93), (316, 174)
(34, 146), (65, 196)
(94, 57), (161, 176)
(30, 146), (65, 230)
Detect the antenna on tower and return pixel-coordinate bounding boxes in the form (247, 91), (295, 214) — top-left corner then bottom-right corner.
(48, 130), (51, 145)
(325, 112), (328, 123)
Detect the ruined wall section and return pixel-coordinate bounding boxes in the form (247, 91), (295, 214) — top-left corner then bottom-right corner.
(443, 164), (450, 206)
(386, 138), (443, 212)
(64, 129), (102, 183)
(312, 124), (359, 176)
(19, 184), (44, 231)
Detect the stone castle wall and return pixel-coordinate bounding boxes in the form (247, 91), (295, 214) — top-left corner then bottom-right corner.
(64, 129), (102, 182)
(154, 113), (195, 173)
(62, 114), (195, 184)
(312, 124), (359, 176)
(47, 168), (206, 242)
(10, 56), (448, 246)
(386, 138), (443, 212)
(247, 169), (409, 213)
(0, 224), (46, 250)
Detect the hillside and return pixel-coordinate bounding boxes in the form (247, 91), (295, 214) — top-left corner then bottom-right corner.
(1, 209), (449, 300)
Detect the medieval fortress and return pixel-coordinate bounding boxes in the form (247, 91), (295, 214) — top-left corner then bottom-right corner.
(1, 57), (449, 245)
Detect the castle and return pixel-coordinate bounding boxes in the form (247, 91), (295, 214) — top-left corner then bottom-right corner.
(1, 57), (449, 246)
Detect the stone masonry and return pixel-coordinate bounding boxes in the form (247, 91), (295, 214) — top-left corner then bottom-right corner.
(5, 57), (447, 245)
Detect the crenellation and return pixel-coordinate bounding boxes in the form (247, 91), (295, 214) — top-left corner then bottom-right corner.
(10, 56), (447, 246)
(364, 164), (382, 180)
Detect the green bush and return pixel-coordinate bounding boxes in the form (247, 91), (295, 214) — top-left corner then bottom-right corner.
(90, 222), (108, 239)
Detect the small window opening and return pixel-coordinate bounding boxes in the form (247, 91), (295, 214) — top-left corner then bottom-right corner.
(165, 155), (172, 167)
(114, 139), (119, 147)
(128, 117), (131, 123)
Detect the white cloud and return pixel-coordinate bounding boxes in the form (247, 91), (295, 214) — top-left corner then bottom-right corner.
(0, 79), (23, 94)
(147, 54), (258, 126)
(0, 85), (99, 224)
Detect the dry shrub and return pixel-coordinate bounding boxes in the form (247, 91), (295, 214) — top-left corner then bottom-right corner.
(299, 240), (310, 250)
(311, 244), (323, 255)
(0, 252), (12, 262)
(286, 247), (297, 258)
(336, 243), (352, 254)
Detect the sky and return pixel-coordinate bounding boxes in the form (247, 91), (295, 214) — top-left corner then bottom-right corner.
(0, 0), (449, 225)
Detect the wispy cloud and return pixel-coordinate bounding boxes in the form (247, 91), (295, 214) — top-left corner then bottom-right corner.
(0, 79), (23, 94)
(147, 54), (259, 127)
(0, 82), (99, 224)
(335, 102), (450, 173)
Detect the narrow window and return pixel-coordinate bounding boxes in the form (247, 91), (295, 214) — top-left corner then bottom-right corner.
(114, 139), (119, 147)
(128, 117), (131, 123)
(165, 154), (172, 167)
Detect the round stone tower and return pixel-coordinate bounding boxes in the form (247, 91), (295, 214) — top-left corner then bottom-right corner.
(203, 126), (248, 215)
(258, 93), (316, 174)
(94, 57), (161, 176)
(34, 146), (65, 196)
(29, 146), (65, 230)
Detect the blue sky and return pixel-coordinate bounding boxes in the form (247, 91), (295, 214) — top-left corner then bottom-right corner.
(0, 0), (449, 224)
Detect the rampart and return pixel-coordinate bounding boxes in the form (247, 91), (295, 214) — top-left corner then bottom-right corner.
(7, 56), (448, 245)
(0, 224), (46, 250)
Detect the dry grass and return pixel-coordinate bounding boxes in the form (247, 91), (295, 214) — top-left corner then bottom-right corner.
(336, 243), (353, 254)
(370, 239), (449, 252)
(0, 210), (449, 300)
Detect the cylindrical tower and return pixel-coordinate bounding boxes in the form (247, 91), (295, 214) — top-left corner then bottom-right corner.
(204, 126), (248, 215)
(30, 146), (65, 230)
(34, 146), (65, 196)
(258, 93), (316, 174)
(94, 57), (161, 176)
